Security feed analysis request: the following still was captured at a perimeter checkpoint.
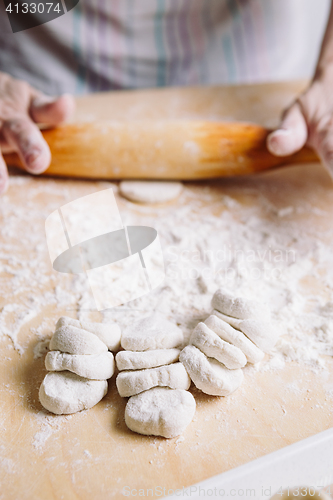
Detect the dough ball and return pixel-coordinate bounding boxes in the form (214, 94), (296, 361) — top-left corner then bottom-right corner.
(206, 313), (264, 364)
(125, 387), (196, 438)
(179, 345), (243, 397)
(39, 372), (108, 415)
(45, 351), (115, 380)
(119, 181), (183, 204)
(190, 322), (247, 369)
(212, 288), (270, 321)
(56, 316), (121, 351)
(121, 313), (183, 351)
(50, 325), (108, 355)
(116, 362), (190, 397)
(116, 348), (180, 371)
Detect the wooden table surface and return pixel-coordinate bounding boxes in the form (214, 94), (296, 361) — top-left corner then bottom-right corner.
(1, 81), (333, 500)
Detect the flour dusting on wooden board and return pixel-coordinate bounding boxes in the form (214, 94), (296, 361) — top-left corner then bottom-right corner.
(1, 171), (333, 371)
(0, 167), (333, 478)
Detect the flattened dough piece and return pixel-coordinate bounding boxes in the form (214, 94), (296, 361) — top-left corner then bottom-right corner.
(116, 362), (190, 397)
(121, 313), (183, 351)
(207, 313), (264, 364)
(50, 326), (107, 355)
(190, 322), (246, 369)
(45, 351), (115, 380)
(213, 311), (279, 353)
(116, 348), (180, 371)
(39, 372), (108, 415)
(179, 345), (243, 396)
(212, 288), (270, 321)
(125, 387), (196, 438)
(56, 316), (121, 351)
(119, 181), (183, 204)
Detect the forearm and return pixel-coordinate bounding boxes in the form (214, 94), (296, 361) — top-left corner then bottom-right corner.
(314, 0), (333, 79)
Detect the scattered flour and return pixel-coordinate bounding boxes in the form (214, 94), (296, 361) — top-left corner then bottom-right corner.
(1, 174), (333, 396)
(33, 338), (50, 359)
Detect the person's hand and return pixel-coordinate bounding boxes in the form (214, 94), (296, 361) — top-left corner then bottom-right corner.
(267, 70), (333, 176)
(267, 0), (333, 177)
(0, 71), (75, 193)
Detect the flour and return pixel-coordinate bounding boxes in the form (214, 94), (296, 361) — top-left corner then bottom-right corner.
(1, 174), (333, 380)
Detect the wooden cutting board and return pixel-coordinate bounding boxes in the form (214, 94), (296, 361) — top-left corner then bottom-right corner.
(1, 81), (333, 500)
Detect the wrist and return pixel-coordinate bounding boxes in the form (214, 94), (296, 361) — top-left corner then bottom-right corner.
(313, 61), (333, 82)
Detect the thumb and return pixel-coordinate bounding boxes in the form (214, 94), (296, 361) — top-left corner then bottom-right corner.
(267, 102), (308, 157)
(0, 147), (9, 194)
(29, 93), (75, 126)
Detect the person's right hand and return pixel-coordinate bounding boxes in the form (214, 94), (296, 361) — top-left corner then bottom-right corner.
(0, 71), (75, 193)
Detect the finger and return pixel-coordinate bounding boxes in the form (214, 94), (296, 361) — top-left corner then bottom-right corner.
(267, 103), (308, 156)
(0, 148), (9, 194)
(30, 93), (75, 125)
(314, 131), (333, 180)
(2, 117), (51, 174)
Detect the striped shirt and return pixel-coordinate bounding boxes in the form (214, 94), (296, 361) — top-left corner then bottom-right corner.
(0, 0), (330, 96)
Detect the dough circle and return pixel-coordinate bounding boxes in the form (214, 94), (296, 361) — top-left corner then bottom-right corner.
(212, 288), (270, 321)
(119, 181), (183, 204)
(121, 313), (183, 351)
(116, 348), (180, 371)
(190, 322), (247, 369)
(45, 351), (115, 380)
(125, 387), (196, 438)
(56, 316), (121, 351)
(39, 372), (108, 415)
(207, 313), (264, 364)
(50, 325), (107, 355)
(116, 362), (190, 397)
(179, 345), (243, 396)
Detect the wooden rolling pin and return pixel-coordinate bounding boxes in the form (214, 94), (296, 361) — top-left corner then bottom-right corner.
(3, 121), (318, 179)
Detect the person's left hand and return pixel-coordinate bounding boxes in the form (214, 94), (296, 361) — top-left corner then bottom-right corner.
(267, 68), (333, 177)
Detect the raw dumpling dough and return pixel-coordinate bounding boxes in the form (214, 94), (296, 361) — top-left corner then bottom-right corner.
(116, 362), (190, 397)
(45, 351), (115, 380)
(121, 313), (183, 351)
(125, 387), (196, 438)
(179, 345), (243, 396)
(213, 310), (279, 353)
(190, 322), (247, 369)
(206, 314), (265, 364)
(116, 348), (180, 371)
(56, 316), (121, 351)
(119, 181), (183, 204)
(50, 326), (107, 355)
(39, 372), (108, 415)
(212, 288), (270, 321)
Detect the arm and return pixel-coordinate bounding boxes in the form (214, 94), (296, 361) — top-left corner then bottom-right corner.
(0, 72), (75, 193)
(267, 2), (333, 174)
